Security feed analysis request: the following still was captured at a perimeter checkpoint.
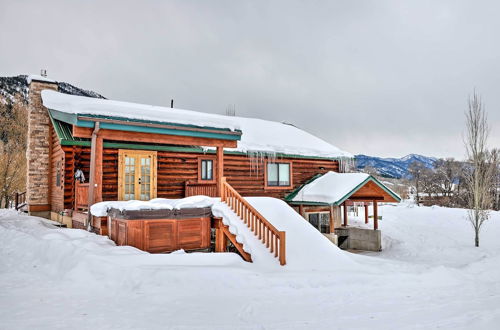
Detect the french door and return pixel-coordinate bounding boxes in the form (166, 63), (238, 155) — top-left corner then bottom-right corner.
(118, 150), (157, 201)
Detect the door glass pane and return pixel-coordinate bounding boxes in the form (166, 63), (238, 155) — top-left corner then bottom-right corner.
(267, 163), (278, 186)
(201, 160), (207, 180)
(207, 160), (213, 180)
(124, 156), (135, 200)
(140, 156), (151, 201)
(278, 163), (290, 186)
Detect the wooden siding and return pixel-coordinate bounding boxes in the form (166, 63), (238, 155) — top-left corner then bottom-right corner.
(62, 146), (339, 208)
(49, 126), (65, 212)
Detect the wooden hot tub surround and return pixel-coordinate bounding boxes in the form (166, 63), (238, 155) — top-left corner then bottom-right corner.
(108, 207), (212, 253)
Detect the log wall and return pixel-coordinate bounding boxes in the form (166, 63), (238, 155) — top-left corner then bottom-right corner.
(62, 146), (339, 208)
(49, 126), (65, 212)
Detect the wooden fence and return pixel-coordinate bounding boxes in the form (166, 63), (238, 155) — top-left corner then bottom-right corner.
(184, 181), (218, 197)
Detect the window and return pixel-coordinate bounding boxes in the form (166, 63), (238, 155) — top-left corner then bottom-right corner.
(307, 212), (331, 234)
(266, 162), (291, 187)
(56, 161), (61, 187)
(201, 159), (213, 180)
(198, 158), (215, 182)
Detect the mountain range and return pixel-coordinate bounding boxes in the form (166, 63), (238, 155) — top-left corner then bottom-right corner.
(355, 154), (437, 179)
(0, 75), (105, 104)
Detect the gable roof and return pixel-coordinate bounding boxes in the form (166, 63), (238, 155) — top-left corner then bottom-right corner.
(286, 171), (401, 205)
(42, 90), (352, 160)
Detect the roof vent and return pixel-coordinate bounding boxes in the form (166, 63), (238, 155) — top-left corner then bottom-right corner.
(40, 69), (47, 77)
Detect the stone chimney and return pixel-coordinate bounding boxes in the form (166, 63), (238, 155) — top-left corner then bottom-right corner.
(26, 77), (58, 217)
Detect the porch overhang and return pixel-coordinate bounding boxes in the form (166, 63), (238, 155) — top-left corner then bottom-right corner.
(49, 109), (242, 147)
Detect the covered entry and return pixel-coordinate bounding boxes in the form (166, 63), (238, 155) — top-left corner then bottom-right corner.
(286, 171), (401, 251)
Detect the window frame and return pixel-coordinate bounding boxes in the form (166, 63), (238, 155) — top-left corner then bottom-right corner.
(264, 160), (293, 190)
(198, 156), (216, 183)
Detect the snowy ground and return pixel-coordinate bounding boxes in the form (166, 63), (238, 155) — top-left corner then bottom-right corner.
(1, 202), (500, 329)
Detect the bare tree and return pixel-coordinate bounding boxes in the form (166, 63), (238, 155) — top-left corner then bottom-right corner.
(434, 158), (459, 197)
(408, 161), (426, 205)
(0, 101), (27, 207)
(463, 91), (496, 247)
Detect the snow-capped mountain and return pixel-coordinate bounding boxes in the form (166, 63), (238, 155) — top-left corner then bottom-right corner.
(356, 154), (437, 179)
(0, 75), (105, 104)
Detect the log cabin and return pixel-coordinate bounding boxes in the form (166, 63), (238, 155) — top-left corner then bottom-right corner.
(24, 76), (399, 260)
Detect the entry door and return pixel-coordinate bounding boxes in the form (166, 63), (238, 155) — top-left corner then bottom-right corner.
(118, 150), (157, 201)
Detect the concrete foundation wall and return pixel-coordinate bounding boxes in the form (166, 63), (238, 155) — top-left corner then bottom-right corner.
(335, 227), (381, 252)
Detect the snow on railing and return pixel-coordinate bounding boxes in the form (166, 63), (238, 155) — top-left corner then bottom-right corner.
(221, 178), (286, 266)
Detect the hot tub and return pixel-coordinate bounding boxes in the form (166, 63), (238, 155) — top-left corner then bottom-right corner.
(108, 207), (212, 253)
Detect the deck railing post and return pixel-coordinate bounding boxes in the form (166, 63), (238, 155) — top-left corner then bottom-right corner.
(279, 231), (286, 265)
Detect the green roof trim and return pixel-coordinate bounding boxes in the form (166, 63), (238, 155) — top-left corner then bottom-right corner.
(49, 118), (345, 160)
(48, 109), (242, 141)
(285, 173), (402, 206)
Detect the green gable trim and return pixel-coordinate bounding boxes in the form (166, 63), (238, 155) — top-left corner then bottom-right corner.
(335, 176), (401, 205)
(285, 173), (402, 206)
(48, 109), (242, 141)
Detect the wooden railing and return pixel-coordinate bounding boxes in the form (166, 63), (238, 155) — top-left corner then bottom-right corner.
(14, 191), (26, 210)
(184, 181), (218, 197)
(75, 181), (90, 210)
(220, 178), (286, 266)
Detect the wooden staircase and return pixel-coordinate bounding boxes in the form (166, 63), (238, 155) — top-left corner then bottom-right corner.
(218, 178), (286, 266)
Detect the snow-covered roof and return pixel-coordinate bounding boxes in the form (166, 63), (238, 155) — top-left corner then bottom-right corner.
(41, 90), (352, 159)
(290, 171), (401, 205)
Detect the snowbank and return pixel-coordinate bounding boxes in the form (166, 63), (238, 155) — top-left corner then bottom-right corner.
(2, 205), (500, 329)
(214, 197), (356, 271)
(91, 196), (354, 271)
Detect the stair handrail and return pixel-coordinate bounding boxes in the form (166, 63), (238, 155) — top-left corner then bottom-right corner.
(220, 177), (286, 266)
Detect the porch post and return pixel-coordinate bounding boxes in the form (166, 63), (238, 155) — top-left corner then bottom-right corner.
(88, 123), (103, 203)
(87, 122), (102, 227)
(216, 145), (224, 197)
(343, 202), (348, 227)
(214, 217), (227, 252)
(373, 200), (378, 230)
(299, 204), (305, 218)
(329, 205), (335, 233)
(95, 135), (103, 203)
(364, 203), (369, 224)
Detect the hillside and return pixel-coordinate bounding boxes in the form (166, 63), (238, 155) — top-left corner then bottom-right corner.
(356, 153), (436, 179)
(0, 75), (105, 104)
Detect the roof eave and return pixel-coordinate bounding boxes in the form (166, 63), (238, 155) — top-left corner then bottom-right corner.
(48, 109), (242, 141)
